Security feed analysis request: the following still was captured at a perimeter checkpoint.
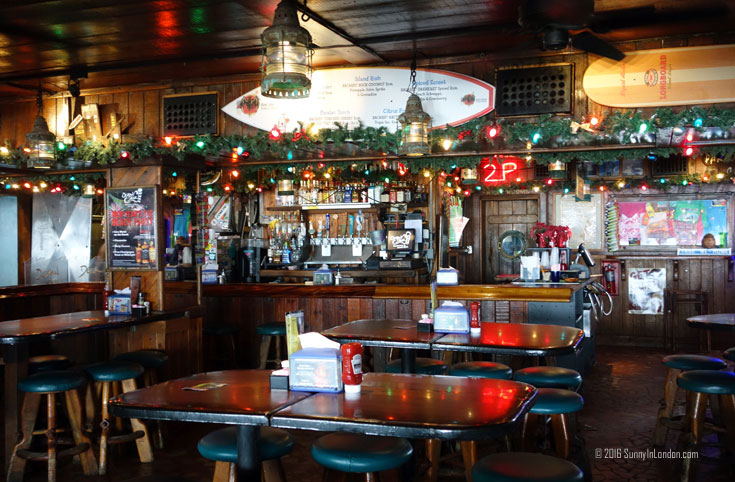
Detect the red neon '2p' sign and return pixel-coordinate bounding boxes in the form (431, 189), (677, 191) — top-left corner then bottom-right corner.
(480, 156), (519, 184)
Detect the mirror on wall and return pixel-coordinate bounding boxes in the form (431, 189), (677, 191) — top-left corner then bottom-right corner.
(497, 230), (527, 259)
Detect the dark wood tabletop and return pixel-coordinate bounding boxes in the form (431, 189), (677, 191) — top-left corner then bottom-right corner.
(270, 372), (537, 440)
(687, 313), (735, 330)
(108, 370), (311, 425)
(431, 322), (584, 357)
(321, 318), (444, 349)
(0, 310), (188, 344)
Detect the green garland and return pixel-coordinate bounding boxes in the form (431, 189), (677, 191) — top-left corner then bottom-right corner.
(0, 172), (106, 196)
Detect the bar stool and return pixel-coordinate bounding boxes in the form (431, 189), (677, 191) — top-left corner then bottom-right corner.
(723, 347), (735, 363)
(311, 432), (414, 480)
(665, 289), (708, 352)
(513, 366), (583, 391)
(676, 370), (735, 481)
(472, 452), (583, 482)
(387, 357), (446, 375)
(7, 370), (98, 482)
(257, 322), (287, 369)
(653, 354), (726, 446)
(203, 322), (240, 369)
(114, 349), (169, 449)
(85, 360), (153, 475)
(520, 388), (584, 459)
(449, 361), (513, 380)
(28, 355), (71, 374)
(197, 426), (294, 482)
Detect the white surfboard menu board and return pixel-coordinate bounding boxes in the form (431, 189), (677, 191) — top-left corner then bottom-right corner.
(222, 67), (495, 133)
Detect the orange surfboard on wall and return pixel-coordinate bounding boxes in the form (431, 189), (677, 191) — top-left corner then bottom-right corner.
(582, 44), (735, 107)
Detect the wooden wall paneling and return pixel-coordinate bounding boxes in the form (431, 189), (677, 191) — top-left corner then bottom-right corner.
(372, 299), (385, 319)
(347, 298), (361, 322)
(482, 301), (495, 323)
(359, 298), (373, 319)
(223, 82), (243, 136)
(510, 301), (527, 323)
(42, 98), (57, 137)
(384, 299), (399, 319)
(128, 91), (145, 135)
(161, 315), (202, 380)
(143, 90), (161, 136)
(398, 299), (411, 319)
(113, 92), (130, 125)
(108, 321), (166, 358)
(411, 299), (426, 321)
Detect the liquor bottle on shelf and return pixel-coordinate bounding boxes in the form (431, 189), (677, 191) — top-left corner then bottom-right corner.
(141, 241), (149, 264)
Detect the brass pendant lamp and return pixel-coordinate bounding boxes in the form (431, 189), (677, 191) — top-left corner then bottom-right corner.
(397, 57), (431, 156)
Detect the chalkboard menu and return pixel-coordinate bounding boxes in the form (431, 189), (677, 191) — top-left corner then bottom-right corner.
(106, 186), (159, 270)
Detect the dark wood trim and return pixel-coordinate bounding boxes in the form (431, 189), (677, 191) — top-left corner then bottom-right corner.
(202, 281), (585, 302)
(0, 282), (104, 300)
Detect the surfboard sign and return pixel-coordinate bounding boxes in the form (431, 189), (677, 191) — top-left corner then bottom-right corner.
(583, 44), (735, 108)
(222, 67), (495, 133)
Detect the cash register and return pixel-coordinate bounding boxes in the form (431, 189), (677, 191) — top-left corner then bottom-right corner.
(379, 228), (424, 269)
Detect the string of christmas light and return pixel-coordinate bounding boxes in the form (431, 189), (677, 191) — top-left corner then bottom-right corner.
(0, 173), (106, 196)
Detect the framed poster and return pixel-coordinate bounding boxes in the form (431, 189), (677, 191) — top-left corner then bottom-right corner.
(621, 158), (645, 177)
(627, 267), (665, 315)
(554, 193), (604, 250)
(106, 186), (160, 270)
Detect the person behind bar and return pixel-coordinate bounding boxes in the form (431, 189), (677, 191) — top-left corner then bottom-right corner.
(702, 233), (716, 249)
(88, 243), (106, 281)
(167, 235), (189, 265)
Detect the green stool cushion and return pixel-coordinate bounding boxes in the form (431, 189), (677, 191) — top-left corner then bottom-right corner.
(256, 323), (287, 336)
(677, 370), (735, 395)
(472, 452), (584, 482)
(450, 361), (513, 380)
(387, 357), (446, 375)
(85, 360), (145, 382)
(723, 347), (735, 363)
(311, 433), (413, 473)
(114, 350), (169, 369)
(197, 427), (294, 463)
(514, 367), (583, 390)
(530, 388), (584, 415)
(662, 354), (726, 371)
(29, 354), (71, 373)
(203, 323), (240, 336)
(18, 370), (87, 393)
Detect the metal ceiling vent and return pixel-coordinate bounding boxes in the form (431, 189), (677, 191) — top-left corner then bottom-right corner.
(496, 65), (573, 116)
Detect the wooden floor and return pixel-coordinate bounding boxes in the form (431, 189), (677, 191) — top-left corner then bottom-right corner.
(7, 345), (735, 481)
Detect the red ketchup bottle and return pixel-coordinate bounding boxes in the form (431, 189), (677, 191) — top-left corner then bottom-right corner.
(470, 302), (481, 335)
(341, 342), (363, 393)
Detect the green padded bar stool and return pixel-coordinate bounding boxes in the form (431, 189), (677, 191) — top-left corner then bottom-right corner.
(28, 354), (71, 374)
(654, 354), (726, 446)
(676, 370), (735, 481)
(85, 361), (153, 475)
(521, 388), (584, 459)
(203, 322), (240, 369)
(114, 350), (169, 450)
(257, 322), (287, 369)
(7, 370), (98, 482)
(387, 357), (446, 375)
(450, 361), (513, 380)
(472, 452), (584, 482)
(513, 366), (583, 391)
(198, 426), (294, 482)
(311, 433), (414, 480)
(724, 347), (735, 363)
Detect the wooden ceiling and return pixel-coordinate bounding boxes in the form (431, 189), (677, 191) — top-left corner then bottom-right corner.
(0, 0), (733, 98)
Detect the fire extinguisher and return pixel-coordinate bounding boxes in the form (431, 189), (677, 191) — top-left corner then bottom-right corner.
(603, 264), (617, 294)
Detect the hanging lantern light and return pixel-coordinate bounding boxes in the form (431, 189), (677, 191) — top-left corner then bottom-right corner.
(397, 57), (431, 156)
(260, 1), (313, 99)
(26, 92), (56, 169)
(548, 160), (567, 180)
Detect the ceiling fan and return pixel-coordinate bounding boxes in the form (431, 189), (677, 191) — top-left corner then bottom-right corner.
(518, 0), (733, 61)
(518, 0), (629, 61)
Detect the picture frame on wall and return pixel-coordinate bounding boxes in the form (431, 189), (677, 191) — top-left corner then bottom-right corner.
(105, 185), (160, 270)
(580, 160), (621, 179)
(621, 158), (646, 177)
(554, 192), (604, 250)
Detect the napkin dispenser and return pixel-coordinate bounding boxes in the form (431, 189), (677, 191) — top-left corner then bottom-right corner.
(434, 301), (470, 333)
(108, 294), (131, 315)
(437, 267), (459, 286)
(289, 347), (343, 392)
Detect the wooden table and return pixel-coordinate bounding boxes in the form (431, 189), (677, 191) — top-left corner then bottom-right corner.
(432, 322), (585, 358)
(687, 313), (735, 352)
(322, 318), (444, 373)
(0, 309), (188, 467)
(322, 318), (584, 372)
(109, 370), (537, 480)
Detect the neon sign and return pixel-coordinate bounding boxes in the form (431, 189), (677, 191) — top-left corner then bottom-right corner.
(480, 156), (520, 184)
